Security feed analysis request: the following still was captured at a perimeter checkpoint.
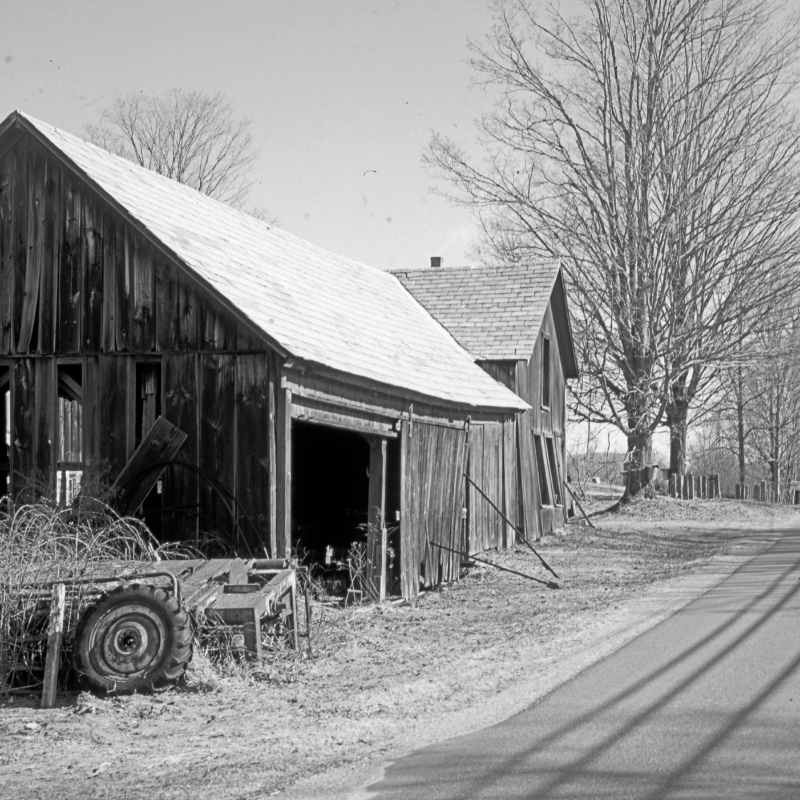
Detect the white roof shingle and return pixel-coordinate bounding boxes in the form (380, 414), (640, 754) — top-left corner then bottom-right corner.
(16, 112), (527, 413)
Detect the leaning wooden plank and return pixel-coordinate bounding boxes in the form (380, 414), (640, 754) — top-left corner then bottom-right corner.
(110, 416), (188, 515)
(40, 583), (66, 709)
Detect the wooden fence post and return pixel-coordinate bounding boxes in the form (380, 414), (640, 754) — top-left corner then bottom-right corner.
(701, 476), (707, 499)
(41, 583), (66, 709)
(669, 474), (677, 498)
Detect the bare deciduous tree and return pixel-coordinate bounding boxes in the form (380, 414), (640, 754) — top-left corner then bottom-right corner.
(425, 0), (800, 499)
(85, 88), (258, 208)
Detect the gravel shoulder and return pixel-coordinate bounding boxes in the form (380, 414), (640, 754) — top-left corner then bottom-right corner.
(2, 499), (797, 800)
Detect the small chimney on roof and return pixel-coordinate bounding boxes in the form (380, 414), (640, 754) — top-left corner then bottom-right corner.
(430, 256), (442, 268)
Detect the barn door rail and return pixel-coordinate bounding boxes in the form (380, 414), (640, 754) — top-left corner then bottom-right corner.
(463, 472), (559, 580)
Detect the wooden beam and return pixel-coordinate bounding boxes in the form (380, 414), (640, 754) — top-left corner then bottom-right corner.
(291, 398), (398, 438)
(276, 387), (292, 558)
(366, 437), (388, 601)
(40, 583), (65, 709)
(57, 370), (82, 401)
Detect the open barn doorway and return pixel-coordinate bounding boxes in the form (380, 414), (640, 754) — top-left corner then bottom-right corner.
(291, 420), (401, 599)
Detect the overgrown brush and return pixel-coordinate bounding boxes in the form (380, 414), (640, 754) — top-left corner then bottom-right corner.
(0, 493), (178, 696)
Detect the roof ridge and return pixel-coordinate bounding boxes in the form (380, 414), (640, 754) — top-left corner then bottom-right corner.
(4, 110), (528, 412)
(16, 111), (395, 285)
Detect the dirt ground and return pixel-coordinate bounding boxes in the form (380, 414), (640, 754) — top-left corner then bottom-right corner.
(2, 498), (798, 800)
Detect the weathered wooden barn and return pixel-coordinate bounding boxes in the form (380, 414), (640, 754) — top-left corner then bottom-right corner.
(394, 263), (578, 542)
(0, 111), (533, 600)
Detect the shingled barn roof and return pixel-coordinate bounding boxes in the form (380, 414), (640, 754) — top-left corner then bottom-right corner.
(5, 112), (528, 412)
(393, 264), (578, 377)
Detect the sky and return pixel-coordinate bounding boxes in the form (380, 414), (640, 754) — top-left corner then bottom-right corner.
(0, 0), (523, 272)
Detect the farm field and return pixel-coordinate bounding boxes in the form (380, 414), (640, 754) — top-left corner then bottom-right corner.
(2, 498), (797, 800)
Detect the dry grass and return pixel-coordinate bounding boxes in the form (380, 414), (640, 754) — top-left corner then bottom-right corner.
(2, 499), (796, 800)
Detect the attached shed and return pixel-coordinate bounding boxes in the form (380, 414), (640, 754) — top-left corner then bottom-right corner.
(0, 111), (528, 600)
(394, 263), (578, 543)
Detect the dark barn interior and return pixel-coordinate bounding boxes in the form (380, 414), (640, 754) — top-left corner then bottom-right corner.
(291, 421), (401, 595)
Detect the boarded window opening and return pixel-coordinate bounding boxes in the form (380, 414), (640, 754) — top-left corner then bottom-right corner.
(135, 362), (162, 447)
(57, 363), (83, 504)
(534, 434), (551, 506)
(545, 436), (562, 506)
(135, 362), (164, 536)
(542, 336), (551, 409)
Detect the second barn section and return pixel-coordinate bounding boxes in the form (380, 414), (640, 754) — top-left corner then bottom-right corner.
(0, 111), (535, 601)
(394, 261), (578, 544)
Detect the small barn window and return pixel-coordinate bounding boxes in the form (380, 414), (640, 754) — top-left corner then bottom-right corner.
(534, 434), (552, 506)
(57, 363), (83, 505)
(545, 436), (562, 506)
(541, 336), (551, 409)
(135, 362), (162, 447)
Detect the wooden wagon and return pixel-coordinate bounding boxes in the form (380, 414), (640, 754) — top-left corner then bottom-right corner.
(27, 558), (298, 706)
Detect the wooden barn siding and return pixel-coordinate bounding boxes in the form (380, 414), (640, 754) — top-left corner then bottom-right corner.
(0, 135), (276, 552)
(479, 303), (569, 542)
(516, 304), (568, 536)
(400, 419), (467, 599)
(0, 137), (265, 358)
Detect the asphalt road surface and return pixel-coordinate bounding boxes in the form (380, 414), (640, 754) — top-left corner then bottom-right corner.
(359, 529), (800, 800)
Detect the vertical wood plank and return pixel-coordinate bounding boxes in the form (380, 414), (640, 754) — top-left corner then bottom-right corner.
(98, 355), (130, 478)
(235, 354), (271, 555)
(163, 353), (198, 543)
(115, 224), (131, 351)
(267, 355), (278, 558)
(502, 416), (517, 548)
(59, 173), (81, 354)
(131, 233), (155, 351)
(178, 277), (198, 350)
(198, 354), (236, 548)
(40, 583), (66, 709)
(82, 195), (103, 352)
(518, 411), (541, 542)
(101, 209), (117, 352)
(366, 437), (387, 600)
(38, 156), (58, 355)
(275, 384), (292, 558)
(0, 154), (12, 354)
(11, 137), (28, 353)
(399, 420), (417, 600)
(156, 258), (180, 352)
(17, 142), (44, 354)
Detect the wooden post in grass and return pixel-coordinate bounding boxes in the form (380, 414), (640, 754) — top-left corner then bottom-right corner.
(41, 583), (66, 709)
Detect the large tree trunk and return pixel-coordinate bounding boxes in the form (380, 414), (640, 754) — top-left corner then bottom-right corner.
(623, 428), (652, 501)
(667, 401), (689, 476)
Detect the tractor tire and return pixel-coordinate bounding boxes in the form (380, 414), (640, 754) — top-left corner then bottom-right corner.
(74, 583), (192, 695)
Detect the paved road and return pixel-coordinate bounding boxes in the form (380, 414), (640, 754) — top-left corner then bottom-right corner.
(359, 530), (800, 799)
